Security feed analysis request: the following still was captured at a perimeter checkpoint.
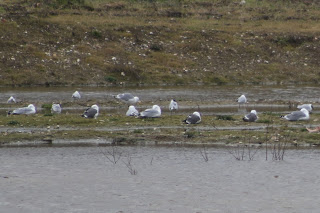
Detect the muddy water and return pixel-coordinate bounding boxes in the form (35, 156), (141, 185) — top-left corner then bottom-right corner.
(0, 85), (319, 114)
(1, 145), (320, 212)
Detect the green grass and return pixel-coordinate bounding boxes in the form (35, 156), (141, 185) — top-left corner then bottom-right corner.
(0, 112), (319, 144)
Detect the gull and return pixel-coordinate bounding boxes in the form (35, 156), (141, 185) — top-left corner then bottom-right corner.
(169, 99), (178, 114)
(8, 104), (36, 115)
(243, 110), (258, 122)
(237, 94), (247, 108)
(282, 108), (309, 121)
(114, 93), (140, 105)
(183, 112), (201, 124)
(297, 104), (313, 113)
(82, 104), (99, 119)
(126, 105), (139, 116)
(51, 103), (62, 114)
(72, 91), (81, 99)
(139, 105), (161, 118)
(7, 96), (16, 103)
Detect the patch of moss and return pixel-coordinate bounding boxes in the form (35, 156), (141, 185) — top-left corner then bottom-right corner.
(41, 103), (52, 109)
(257, 119), (272, 124)
(91, 30), (102, 39)
(209, 76), (228, 85)
(217, 115), (235, 121)
(7, 120), (20, 126)
(105, 76), (117, 83)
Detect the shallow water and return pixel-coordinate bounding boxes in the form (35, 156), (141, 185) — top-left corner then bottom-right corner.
(1, 84), (319, 103)
(0, 85), (319, 115)
(1, 145), (320, 213)
(1, 86), (319, 212)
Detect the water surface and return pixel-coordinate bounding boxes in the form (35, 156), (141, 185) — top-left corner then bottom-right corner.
(1, 85), (319, 103)
(1, 85), (319, 115)
(1, 145), (320, 212)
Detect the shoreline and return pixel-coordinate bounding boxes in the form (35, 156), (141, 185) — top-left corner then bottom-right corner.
(1, 138), (318, 149)
(0, 120), (319, 146)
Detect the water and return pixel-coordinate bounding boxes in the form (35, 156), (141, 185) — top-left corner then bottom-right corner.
(0, 85), (319, 114)
(1, 85), (320, 212)
(1, 85), (319, 103)
(1, 145), (320, 213)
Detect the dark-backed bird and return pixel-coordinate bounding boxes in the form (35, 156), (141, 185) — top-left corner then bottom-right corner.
(82, 104), (99, 119)
(183, 111), (201, 124)
(243, 110), (258, 122)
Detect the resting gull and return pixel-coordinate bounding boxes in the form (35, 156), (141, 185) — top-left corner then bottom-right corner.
(169, 99), (178, 112)
(282, 108), (309, 121)
(243, 110), (258, 122)
(126, 105), (139, 116)
(72, 91), (81, 99)
(7, 96), (16, 103)
(183, 111), (201, 124)
(139, 105), (161, 118)
(297, 104), (313, 113)
(115, 93), (140, 105)
(51, 103), (62, 114)
(8, 104), (36, 115)
(82, 104), (99, 119)
(237, 94), (247, 107)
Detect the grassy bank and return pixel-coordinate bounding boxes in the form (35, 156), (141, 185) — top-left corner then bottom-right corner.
(1, 111), (320, 146)
(1, 0), (320, 86)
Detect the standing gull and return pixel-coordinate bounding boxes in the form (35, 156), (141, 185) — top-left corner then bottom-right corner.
(8, 104), (36, 115)
(72, 91), (81, 100)
(169, 99), (178, 114)
(82, 104), (99, 119)
(237, 94), (247, 108)
(297, 104), (313, 113)
(126, 105), (139, 116)
(183, 111), (201, 124)
(7, 96), (16, 103)
(51, 103), (62, 114)
(282, 108), (309, 121)
(243, 110), (258, 122)
(114, 93), (140, 105)
(139, 105), (161, 118)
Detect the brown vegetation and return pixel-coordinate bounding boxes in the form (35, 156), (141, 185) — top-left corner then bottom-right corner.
(1, 0), (320, 86)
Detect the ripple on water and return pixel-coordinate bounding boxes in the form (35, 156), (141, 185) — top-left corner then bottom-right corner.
(1, 146), (320, 212)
